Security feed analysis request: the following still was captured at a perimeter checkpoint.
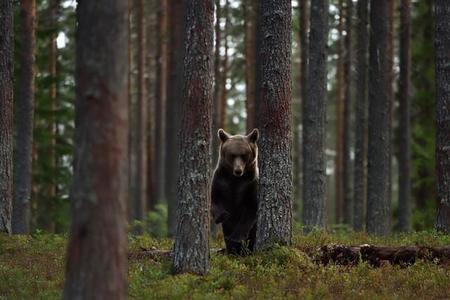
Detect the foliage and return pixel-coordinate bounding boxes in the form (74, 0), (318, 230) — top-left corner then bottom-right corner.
(1, 232), (450, 299)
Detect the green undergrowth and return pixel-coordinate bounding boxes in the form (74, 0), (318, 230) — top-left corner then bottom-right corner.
(1, 231), (449, 299)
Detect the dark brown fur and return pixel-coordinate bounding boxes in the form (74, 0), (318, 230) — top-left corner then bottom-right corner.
(211, 128), (259, 255)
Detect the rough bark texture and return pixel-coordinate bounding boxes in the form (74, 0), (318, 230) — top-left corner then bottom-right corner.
(255, 0), (293, 249)
(352, 0), (368, 231)
(172, 0), (213, 275)
(0, 0), (14, 234)
(367, 0), (391, 236)
(12, 0), (36, 234)
(303, 0), (328, 231)
(245, 0), (257, 131)
(335, 0), (345, 224)
(398, 0), (411, 232)
(166, 0), (184, 237)
(63, 0), (129, 298)
(154, 0), (168, 205)
(342, 0), (353, 225)
(435, 0), (450, 234)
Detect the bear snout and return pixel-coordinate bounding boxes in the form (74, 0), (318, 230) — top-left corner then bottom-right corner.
(233, 168), (244, 177)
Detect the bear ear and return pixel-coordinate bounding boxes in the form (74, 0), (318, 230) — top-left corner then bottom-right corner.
(218, 128), (231, 143)
(247, 128), (259, 143)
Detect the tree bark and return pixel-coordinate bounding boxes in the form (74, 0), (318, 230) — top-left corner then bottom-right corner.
(154, 0), (168, 206)
(342, 0), (353, 225)
(302, 0), (328, 231)
(166, 0), (185, 237)
(255, 0), (293, 249)
(245, 0), (257, 131)
(0, 0), (14, 234)
(12, 0), (36, 234)
(352, 0), (368, 231)
(219, 0), (229, 129)
(296, 0), (308, 215)
(172, 0), (213, 275)
(398, 0), (411, 232)
(63, 0), (129, 298)
(367, 0), (391, 236)
(335, 0), (345, 224)
(435, 0), (450, 234)
(131, 0), (148, 229)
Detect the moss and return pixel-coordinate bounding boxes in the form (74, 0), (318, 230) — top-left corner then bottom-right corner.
(0, 232), (449, 299)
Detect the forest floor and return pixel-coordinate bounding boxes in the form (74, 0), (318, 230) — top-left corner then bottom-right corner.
(1, 230), (450, 299)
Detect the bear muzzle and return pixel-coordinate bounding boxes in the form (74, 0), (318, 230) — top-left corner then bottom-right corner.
(233, 158), (245, 177)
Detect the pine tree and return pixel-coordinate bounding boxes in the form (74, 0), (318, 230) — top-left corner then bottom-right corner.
(302, 0), (328, 231)
(255, 0), (293, 248)
(13, 0), (37, 234)
(63, 0), (129, 297)
(0, 0), (14, 234)
(435, 0), (450, 234)
(172, 0), (214, 275)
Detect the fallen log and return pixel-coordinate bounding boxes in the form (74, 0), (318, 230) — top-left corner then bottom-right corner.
(315, 244), (450, 267)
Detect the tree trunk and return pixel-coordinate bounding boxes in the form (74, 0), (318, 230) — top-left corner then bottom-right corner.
(0, 0), (14, 234)
(48, 0), (59, 231)
(63, 0), (129, 298)
(212, 0), (222, 168)
(335, 0), (345, 224)
(255, 0), (293, 249)
(398, 0), (411, 232)
(435, 0), (450, 234)
(154, 0), (168, 206)
(12, 0), (36, 234)
(172, 0), (213, 275)
(352, 0), (368, 231)
(219, 0), (229, 129)
(132, 0), (148, 229)
(245, 0), (257, 131)
(166, 0), (185, 237)
(302, 0), (328, 231)
(342, 0), (353, 225)
(367, 0), (391, 236)
(386, 0), (395, 216)
(297, 0), (309, 217)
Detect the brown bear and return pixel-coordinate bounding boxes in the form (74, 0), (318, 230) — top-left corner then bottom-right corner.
(211, 128), (259, 255)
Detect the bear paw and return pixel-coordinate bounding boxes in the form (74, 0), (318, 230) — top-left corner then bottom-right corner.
(214, 211), (231, 224)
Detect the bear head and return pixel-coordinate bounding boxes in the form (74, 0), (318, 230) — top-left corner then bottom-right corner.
(217, 128), (259, 177)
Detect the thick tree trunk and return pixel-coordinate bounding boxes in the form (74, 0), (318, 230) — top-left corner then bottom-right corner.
(342, 0), (353, 225)
(367, 0), (391, 236)
(435, 0), (450, 234)
(12, 0), (36, 234)
(63, 0), (129, 298)
(398, 0), (412, 232)
(352, 0), (368, 231)
(154, 0), (168, 206)
(172, 0), (213, 275)
(166, 0), (184, 237)
(0, 0), (14, 234)
(255, 0), (293, 249)
(245, 0), (257, 131)
(335, 0), (345, 224)
(302, 0), (328, 231)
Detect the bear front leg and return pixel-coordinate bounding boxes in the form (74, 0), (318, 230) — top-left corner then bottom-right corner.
(211, 203), (231, 224)
(226, 208), (257, 242)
